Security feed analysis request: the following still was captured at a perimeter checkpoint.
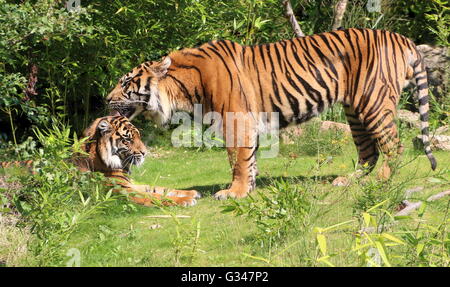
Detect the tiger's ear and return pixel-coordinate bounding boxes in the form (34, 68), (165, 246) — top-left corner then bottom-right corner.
(83, 117), (103, 138)
(97, 119), (112, 135)
(155, 56), (171, 77)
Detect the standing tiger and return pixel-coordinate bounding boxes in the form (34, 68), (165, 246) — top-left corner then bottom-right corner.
(106, 28), (437, 200)
(1, 115), (200, 207)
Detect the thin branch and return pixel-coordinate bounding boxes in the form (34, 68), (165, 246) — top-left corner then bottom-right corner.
(394, 190), (450, 216)
(427, 190), (450, 202)
(332, 0), (348, 30)
(395, 200), (422, 216)
(282, 0), (304, 37)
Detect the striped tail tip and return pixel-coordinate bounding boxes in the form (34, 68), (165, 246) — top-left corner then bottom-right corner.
(425, 146), (437, 170)
(429, 154), (437, 170)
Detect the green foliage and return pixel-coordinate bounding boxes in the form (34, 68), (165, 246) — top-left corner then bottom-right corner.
(313, 197), (450, 267)
(1, 0), (449, 267)
(424, 0), (450, 46)
(311, 159), (450, 267)
(1, 0), (447, 144)
(281, 120), (350, 158)
(386, 0), (450, 45)
(18, 128), (445, 267)
(401, 200), (450, 266)
(313, 201), (406, 267)
(0, 119), (117, 266)
(351, 177), (405, 219)
(0, 0), (98, 138)
(0, 136), (37, 161)
(0, 0), (290, 142)
(171, 216), (202, 266)
(429, 90), (450, 130)
(223, 179), (311, 247)
(320, 105), (347, 123)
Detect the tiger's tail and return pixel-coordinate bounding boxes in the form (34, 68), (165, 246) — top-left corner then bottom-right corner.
(411, 47), (437, 170)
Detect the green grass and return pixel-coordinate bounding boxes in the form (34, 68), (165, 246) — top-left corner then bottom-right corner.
(64, 131), (450, 267)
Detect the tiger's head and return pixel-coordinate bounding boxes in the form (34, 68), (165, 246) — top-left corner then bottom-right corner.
(106, 57), (172, 125)
(83, 115), (147, 173)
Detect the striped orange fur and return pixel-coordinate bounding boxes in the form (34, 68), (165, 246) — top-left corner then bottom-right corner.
(106, 28), (437, 200)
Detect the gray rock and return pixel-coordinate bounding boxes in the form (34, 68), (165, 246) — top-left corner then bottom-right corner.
(436, 125), (449, 135)
(320, 121), (351, 133)
(332, 176), (349, 187)
(413, 134), (450, 151)
(427, 190), (450, 202)
(405, 45), (449, 100)
(395, 200), (423, 216)
(280, 126), (303, 144)
(398, 109), (421, 129)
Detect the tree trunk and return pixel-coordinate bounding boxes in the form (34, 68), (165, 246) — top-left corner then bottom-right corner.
(332, 0), (348, 30)
(282, 0), (304, 37)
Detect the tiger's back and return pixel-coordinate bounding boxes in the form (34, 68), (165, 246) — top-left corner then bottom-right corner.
(193, 29), (416, 120)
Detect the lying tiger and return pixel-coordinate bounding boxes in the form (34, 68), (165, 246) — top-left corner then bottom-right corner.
(0, 114), (200, 207)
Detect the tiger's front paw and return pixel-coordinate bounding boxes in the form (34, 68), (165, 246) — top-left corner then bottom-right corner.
(168, 189), (201, 199)
(214, 188), (247, 200)
(174, 196), (198, 207)
(214, 189), (232, 200)
(331, 176), (350, 187)
(191, 190), (202, 199)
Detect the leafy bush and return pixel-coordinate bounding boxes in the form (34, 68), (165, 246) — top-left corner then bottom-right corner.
(313, 197), (450, 267)
(281, 120), (350, 159)
(0, 119), (117, 266)
(0, 0), (291, 142)
(311, 161), (450, 267)
(1, 0), (447, 144)
(223, 179), (312, 247)
(351, 177), (405, 219)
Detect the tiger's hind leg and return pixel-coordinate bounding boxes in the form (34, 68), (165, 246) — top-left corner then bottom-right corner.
(332, 106), (379, 186)
(345, 106), (380, 174)
(358, 101), (403, 180)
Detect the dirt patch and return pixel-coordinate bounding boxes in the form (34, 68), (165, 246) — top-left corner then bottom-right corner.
(0, 214), (30, 266)
(0, 176), (23, 190)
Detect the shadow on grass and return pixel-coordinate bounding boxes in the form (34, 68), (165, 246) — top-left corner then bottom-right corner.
(185, 174), (339, 196)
